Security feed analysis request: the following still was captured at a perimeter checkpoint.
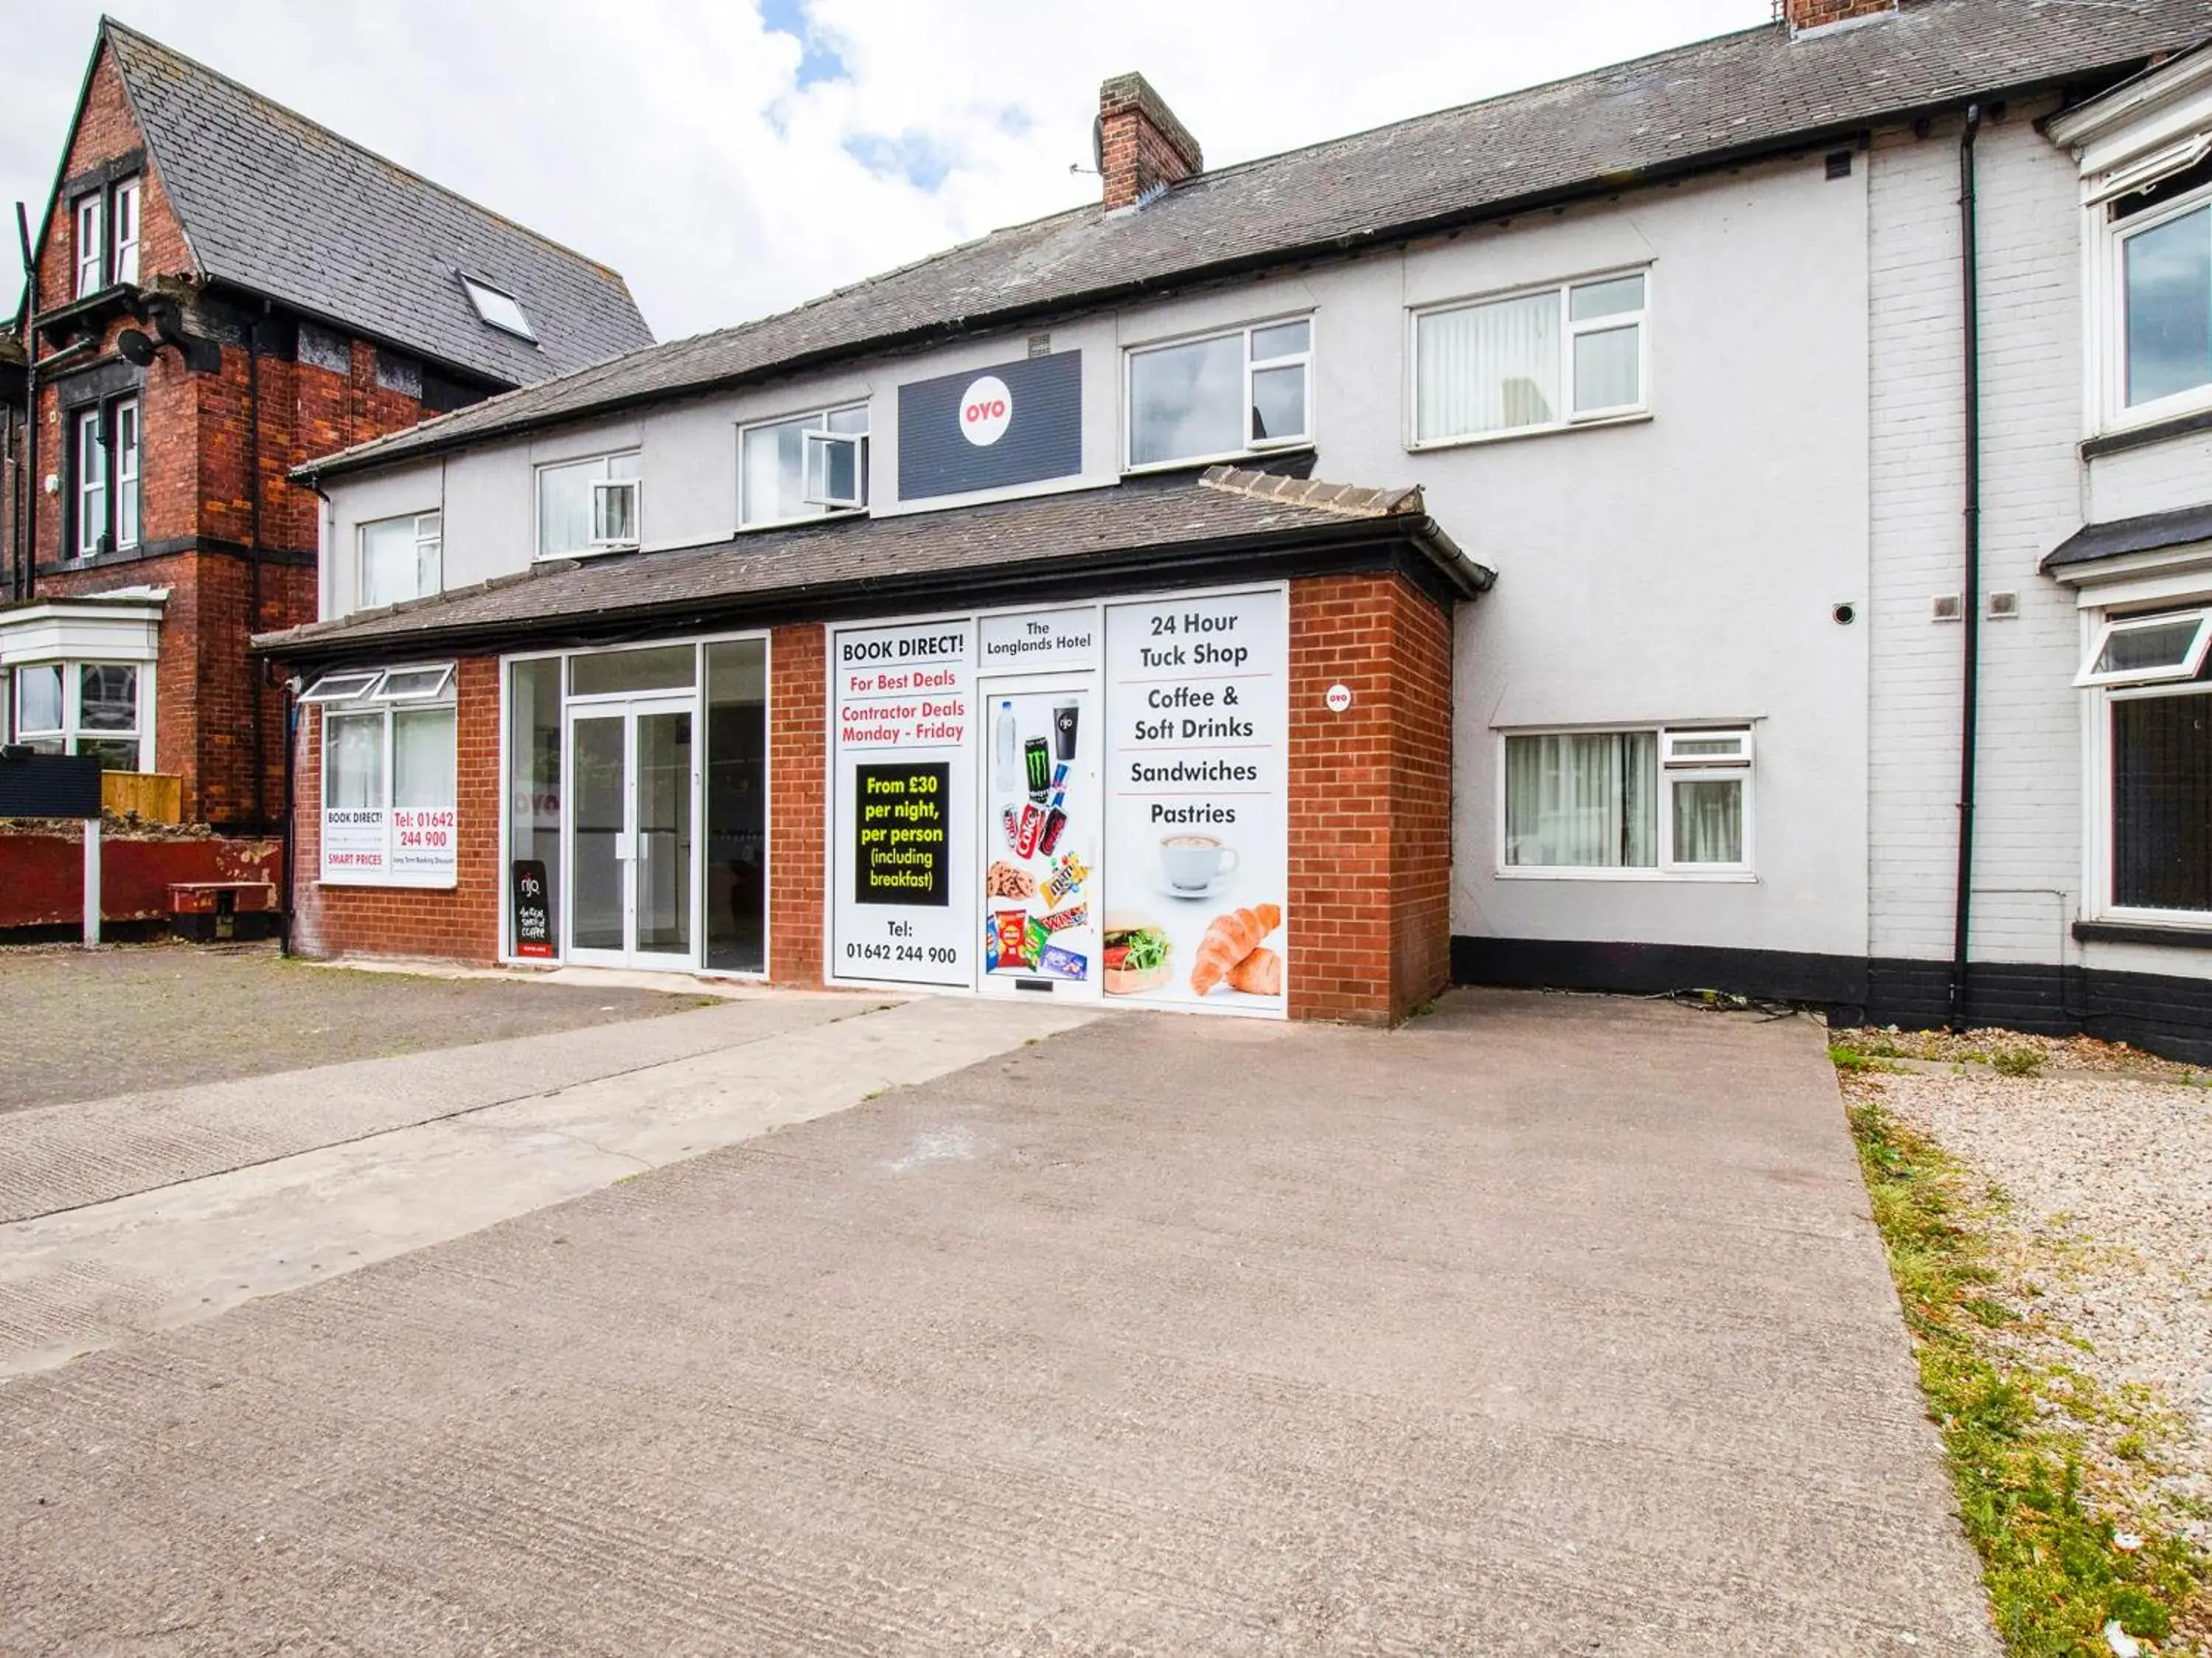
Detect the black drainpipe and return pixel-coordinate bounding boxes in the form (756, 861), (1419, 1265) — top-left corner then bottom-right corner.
(1950, 103), (1985, 1033)
(15, 201), (38, 603)
(279, 684), (297, 957)
(247, 307), (266, 828)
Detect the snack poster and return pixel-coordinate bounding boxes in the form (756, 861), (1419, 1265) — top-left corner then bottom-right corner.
(978, 685), (1101, 991)
(1101, 590), (1287, 1015)
(829, 620), (974, 987)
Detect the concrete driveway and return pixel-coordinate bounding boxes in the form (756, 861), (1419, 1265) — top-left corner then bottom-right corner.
(0, 991), (1995, 1655)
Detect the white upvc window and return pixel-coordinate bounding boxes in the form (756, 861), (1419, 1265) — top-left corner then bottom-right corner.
(316, 664), (460, 889)
(2099, 158), (2212, 428)
(739, 405), (869, 528)
(113, 398), (140, 547)
(1125, 316), (1312, 470)
(590, 476), (641, 547)
(359, 511), (442, 609)
(1413, 269), (1650, 447)
(2081, 603), (2212, 920)
(10, 660), (149, 771)
(537, 452), (640, 556)
(1500, 723), (1753, 878)
(111, 177), (140, 286)
(74, 408), (105, 558)
(74, 194), (102, 296)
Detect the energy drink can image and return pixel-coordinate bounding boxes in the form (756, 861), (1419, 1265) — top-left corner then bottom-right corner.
(1023, 735), (1051, 798)
(1053, 702), (1079, 761)
(1038, 806), (1067, 856)
(1046, 762), (1068, 812)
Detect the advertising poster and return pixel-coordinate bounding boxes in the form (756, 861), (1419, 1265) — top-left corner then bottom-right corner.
(321, 808), (387, 879)
(1102, 590), (1288, 1016)
(392, 806), (458, 881)
(977, 683), (1099, 996)
(830, 619), (973, 985)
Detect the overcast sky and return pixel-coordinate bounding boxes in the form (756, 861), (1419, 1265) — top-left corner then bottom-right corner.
(2, 0), (1773, 346)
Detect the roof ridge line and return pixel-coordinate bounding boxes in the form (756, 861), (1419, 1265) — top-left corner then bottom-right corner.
(99, 17), (630, 284)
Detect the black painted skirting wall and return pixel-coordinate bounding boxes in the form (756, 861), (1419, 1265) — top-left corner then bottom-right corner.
(1452, 935), (2212, 1066)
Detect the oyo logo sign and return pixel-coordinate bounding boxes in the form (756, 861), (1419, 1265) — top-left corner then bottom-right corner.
(959, 375), (1012, 446)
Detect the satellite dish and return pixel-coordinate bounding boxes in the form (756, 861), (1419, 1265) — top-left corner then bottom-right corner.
(116, 329), (156, 366)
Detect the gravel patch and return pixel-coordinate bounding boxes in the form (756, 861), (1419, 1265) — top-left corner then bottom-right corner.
(1870, 1063), (2212, 1555)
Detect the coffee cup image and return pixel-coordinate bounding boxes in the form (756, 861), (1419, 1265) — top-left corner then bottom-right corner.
(1160, 833), (1239, 892)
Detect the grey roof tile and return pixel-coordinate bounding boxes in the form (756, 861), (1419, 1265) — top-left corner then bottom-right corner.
(299, 0), (2211, 476)
(103, 21), (653, 386)
(256, 471), (1489, 658)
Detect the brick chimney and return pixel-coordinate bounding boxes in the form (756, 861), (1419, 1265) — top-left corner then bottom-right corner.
(1783, 0), (1896, 35)
(1096, 73), (1202, 212)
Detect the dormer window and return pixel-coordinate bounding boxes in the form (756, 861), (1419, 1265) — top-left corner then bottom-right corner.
(462, 274), (535, 341)
(71, 175), (142, 296)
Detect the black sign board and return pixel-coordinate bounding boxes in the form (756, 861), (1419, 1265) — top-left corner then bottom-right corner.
(0, 750), (102, 819)
(511, 859), (554, 958)
(853, 763), (950, 906)
(897, 351), (1082, 502)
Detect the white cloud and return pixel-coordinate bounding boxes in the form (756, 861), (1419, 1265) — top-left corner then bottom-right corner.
(1, 0), (1772, 344)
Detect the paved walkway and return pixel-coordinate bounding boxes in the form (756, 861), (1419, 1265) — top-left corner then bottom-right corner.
(0, 991), (1996, 1654)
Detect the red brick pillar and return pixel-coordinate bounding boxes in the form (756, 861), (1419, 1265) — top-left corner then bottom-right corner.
(1287, 572), (1455, 1024)
(769, 622), (827, 985)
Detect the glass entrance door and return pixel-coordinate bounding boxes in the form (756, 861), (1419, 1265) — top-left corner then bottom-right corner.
(564, 696), (697, 968)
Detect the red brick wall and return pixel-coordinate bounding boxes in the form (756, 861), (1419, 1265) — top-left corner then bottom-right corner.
(768, 622), (827, 985)
(12, 40), (448, 829)
(291, 655), (501, 962)
(1785, 0), (1893, 30)
(1287, 572), (1455, 1024)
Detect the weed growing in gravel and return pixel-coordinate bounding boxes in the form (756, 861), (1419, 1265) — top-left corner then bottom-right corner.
(1846, 1096), (2208, 1652)
(1991, 1049), (2046, 1079)
(1828, 1043), (1907, 1075)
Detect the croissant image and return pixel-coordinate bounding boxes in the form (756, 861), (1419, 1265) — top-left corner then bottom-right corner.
(1189, 903), (1281, 996)
(1226, 946), (1281, 996)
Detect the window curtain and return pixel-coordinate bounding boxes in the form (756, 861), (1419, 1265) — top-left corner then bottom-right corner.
(538, 461), (597, 555)
(361, 520), (412, 608)
(742, 420), (809, 524)
(1129, 334), (1245, 465)
(1419, 293), (1558, 441)
(1505, 731), (1656, 866)
(326, 714), (383, 808)
(1672, 778), (1744, 865)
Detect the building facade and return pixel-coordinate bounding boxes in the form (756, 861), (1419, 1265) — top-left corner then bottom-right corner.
(1, 22), (651, 830)
(262, 0), (2212, 1053)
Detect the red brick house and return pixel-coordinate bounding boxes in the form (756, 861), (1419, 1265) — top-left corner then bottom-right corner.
(1, 21), (651, 830)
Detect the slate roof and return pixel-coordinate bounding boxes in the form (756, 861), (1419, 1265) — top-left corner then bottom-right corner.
(2043, 502), (2212, 574)
(94, 20), (653, 386)
(298, 0), (2212, 479)
(254, 468), (1491, 662)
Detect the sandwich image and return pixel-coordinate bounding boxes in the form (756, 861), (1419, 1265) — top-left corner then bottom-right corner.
(1102, 913), (1172, 995)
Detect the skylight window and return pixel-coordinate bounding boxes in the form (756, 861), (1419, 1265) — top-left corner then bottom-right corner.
(461, 274), (536, 341)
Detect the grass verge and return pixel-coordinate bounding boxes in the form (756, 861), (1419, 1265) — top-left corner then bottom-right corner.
(1846, 1092), (2206, 1653)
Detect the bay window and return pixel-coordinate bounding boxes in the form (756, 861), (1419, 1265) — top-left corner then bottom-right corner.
(740, 405), (869, 527)
(1502, 724), (1751, 875)
(302, 665), (460, 887)
(10, 661), (148, 771)
(1126, 317), (1312, 468)
(359, 511), (442, 608)
(538, 452), (641, 556)
(1414, 270), (1649, 445)
(2084, 607), (2212, 918)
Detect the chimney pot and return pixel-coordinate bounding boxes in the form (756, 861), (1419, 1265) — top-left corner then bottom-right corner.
(1783, 0), (1896, 35)
(1096, 72), (1202, 212)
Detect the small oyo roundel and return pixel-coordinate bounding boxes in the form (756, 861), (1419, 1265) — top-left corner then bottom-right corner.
(959, 375), (1012, 446)
(1325, 683), (1354, 714)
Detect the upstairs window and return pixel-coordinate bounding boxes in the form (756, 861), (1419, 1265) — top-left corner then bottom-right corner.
(359, 511), (443, 608)
(1414, 271), (1649, 445)
(461, 274), (536, 341)
(71, 395), (139, 558)
(112, 177), (140, 285)
(74, 194), (102, 296)
(538, 453), (640, 556)
(740, 405), (869, 528)
(2113, 164), (2212, 418)
(1125, 318), (1312, 469)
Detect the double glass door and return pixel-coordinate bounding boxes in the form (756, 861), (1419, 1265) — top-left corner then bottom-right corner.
(566, 696), (695, 967)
